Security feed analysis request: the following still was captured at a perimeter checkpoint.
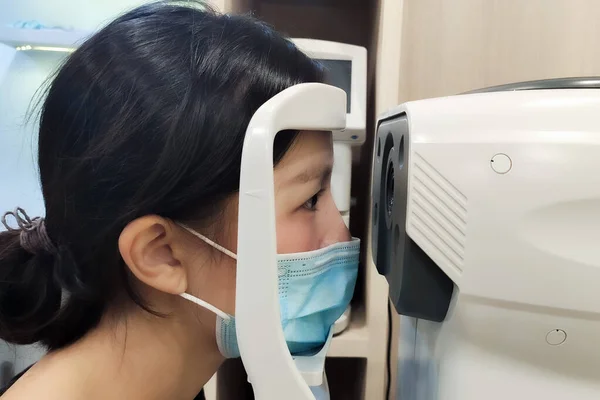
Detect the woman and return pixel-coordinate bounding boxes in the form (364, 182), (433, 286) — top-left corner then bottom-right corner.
(0, 1), (359, 399)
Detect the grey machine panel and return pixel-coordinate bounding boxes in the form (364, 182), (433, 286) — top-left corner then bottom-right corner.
(371, 113), (453, 323)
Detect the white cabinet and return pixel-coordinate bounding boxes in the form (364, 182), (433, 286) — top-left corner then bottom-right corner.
(396, 0), (600, 103)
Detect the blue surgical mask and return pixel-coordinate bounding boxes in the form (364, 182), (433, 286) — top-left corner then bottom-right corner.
(178, 224), (360, 358)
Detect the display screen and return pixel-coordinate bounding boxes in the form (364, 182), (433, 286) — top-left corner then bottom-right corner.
(318, 59), (352, 113)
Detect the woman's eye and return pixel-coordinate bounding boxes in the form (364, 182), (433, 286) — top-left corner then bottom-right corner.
(303, 191), (323, 211)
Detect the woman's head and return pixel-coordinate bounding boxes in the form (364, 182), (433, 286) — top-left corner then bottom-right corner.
(0, 1), (349, 352)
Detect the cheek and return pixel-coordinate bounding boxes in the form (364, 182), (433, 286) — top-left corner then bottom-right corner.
(276, 215), (319, 253)
(184, 250), (237, 316)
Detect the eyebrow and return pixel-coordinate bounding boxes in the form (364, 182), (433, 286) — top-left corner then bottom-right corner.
(290, 164), (333, 185)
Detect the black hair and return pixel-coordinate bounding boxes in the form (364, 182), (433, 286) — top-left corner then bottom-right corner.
(0, 0), (323, 350)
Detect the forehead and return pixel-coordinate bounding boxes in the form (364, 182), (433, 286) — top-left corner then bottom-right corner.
(274, 130), (333, 179)
(276, 131), (333, 169)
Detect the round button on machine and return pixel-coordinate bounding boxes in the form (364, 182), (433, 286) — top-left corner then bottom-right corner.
(491, 153), (512, 174)
(546, 329), (567, 346)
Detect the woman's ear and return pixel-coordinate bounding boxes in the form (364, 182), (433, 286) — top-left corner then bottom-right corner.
(119, 215), (187, 295)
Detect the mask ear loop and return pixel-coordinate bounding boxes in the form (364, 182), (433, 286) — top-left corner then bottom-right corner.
(180, 293), (231, 321)
(178, 223), (235, 321)
(179, 224), (238, 260)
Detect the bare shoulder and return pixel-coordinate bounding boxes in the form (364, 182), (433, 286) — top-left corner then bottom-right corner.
(1, 357), (90, 400)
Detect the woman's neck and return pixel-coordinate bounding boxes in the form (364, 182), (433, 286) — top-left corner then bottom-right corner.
(12, 305), (223, 400)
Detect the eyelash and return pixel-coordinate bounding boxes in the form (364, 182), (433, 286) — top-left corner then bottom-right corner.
(303, 189), (325, 212)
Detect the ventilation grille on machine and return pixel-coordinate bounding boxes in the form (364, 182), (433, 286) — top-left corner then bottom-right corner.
(409, 152), (468, 275)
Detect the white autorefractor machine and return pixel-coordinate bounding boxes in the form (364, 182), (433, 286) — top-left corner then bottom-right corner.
(371, 77), (600, 400)
(291, 38), (367, 336)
